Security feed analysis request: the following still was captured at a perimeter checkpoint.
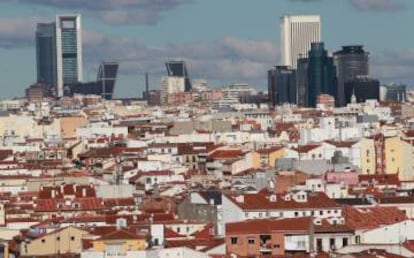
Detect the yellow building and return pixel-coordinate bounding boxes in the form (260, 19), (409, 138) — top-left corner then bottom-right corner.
(256, 146), (285, 167)
(18, 226), (89, 256)
(384, 136), (403, 175)
(358, 138), (376, 175)
(59, 116), (88, 138)
(92, 229), (148, 255)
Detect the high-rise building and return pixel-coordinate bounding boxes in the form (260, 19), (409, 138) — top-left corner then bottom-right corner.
(333, 45), (369, 106)
(268, 66), (296, 108)
(35, 22), (57, 95)
(307, 42), (337, 107)
(345, 76), (380, 104)
(69, 61), (119, 100)
(56, 14), (83, 97)
(280, 15), (321, 69)
(380, 83), (407, 103)
(296, 57), (309, 107)
(165, 60), (192, 92)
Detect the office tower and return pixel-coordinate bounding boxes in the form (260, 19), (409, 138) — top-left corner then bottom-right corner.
(165, 60), (192, 92)
(69, 61), (119, 100)
(280, 15), (321, 69)
(345, 76), (380, 104)
(268, 66), (296, 108)
(333, 45), (369, 106)
(97, 61), (118, 100)
(296, 57), (309, 107)
(380, 83), (407, 102)
(307, 42), (337, 108)
(36, 22), (57, 95)
(56, 14), (83, 97)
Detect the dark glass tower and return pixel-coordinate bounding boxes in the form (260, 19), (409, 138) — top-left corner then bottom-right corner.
(345, 76), (379, 104)
(165, 60), (192, 92)
(268, 66), (296, 108)
(69, 61), (119, 100)
(296, 57), (309, 107)
(36, 22), (57, 95)
(307, 42), (337, 107)
(97, 62), (119, 100)
(333, 45), (369, 106)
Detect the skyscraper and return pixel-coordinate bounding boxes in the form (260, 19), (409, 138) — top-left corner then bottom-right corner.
(307, 42), (337, 107)
(56, 14), (83, 97)
(333, 45), (369, 106)
(268, 66), (296, 108)
(345, 76), (379, 104)
(165, 60), (192, 92)
(69, 61), (119, 100)
(35, 22), (57, 95)
(280, 15), (321, 69)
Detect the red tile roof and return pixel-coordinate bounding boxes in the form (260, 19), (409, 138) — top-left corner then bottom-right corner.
(343, 206), (407, 230)
(359, 173), (401, 186)
(292, 144), (321, 153)
(209, 149), (243, 160)
(226, 217), (312, 235)
(226, 192), (340, 210)
(98, 229), (147, 241)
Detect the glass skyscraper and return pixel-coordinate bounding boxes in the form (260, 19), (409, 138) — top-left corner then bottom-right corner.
(35, 15), (83, 97)
(56, 15), (83, 97)
(307, 42), (337, 107)
(165, 60), (192, 92)
(36, 22), (57, 95)
(268, 66), (297, 108)
(333, 45), (369, 106)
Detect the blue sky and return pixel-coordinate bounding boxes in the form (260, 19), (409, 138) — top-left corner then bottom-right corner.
(0, 0), (413, 98)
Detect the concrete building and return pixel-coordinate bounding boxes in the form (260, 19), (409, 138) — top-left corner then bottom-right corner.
(280, 15), (321, 69)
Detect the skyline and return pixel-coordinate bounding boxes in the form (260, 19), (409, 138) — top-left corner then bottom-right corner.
(0, 0), (413, 98)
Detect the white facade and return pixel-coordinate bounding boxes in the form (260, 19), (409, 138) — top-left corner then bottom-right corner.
(280, 15), (321, 68)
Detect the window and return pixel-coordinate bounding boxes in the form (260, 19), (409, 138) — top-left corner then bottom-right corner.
(330, 238), (335, 250)
(71, 236), (75, 241)
(177, 227), (180, 233)
(56, 237), (60, 241)
(259, 212), (262, 218)
(319, 210), (323, 215)
(342, 238), (348, 247)
(294, 212), (299, 217)
(367, 159), (370, 163)
(231, 237), (238, 245)
(316, 238), (322, 252)
(41, 239), (46, 243)
(311, 211), (315, 216)
(355, 235), (361, 244)
(186, 227), (189, 233)
(248, 239), (255, 244)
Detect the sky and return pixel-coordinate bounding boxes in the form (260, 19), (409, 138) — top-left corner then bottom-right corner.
(0, 0), (413, 99)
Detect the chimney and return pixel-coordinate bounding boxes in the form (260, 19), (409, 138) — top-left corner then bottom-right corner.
(82, 188), (87, 197)
(145, 72), (149, 101)
(235, 195), (244, 203)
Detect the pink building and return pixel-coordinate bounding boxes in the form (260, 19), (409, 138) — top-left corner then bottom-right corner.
(325, 170), (359, 186)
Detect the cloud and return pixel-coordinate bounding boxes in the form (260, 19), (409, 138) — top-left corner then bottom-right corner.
(371, 50), (414, 83)
(5, 0), (194, 25)
(348, 0), (406, 11)
(82, 32), (279, 83)
(0, 17), (46, 48)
